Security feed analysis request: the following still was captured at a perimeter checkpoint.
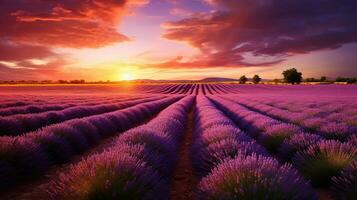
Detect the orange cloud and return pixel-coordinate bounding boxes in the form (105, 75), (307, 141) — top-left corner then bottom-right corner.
(0, 0), (148, 48)
(0, 41), (55, 62)
(0, 0), (148, 80)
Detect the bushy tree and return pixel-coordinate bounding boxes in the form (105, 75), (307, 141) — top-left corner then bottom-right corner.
(305, 78), (318, 82)
(320, 76), (327, 82)
(282, 68), (302, 84)
(346, 78), (357, 84)
(336, 77), (356, 84)
(335, 77), (347, 82)
(273, 79), (281, 84)
(239, 75), (248, 84)
(252, 75), (261, 84)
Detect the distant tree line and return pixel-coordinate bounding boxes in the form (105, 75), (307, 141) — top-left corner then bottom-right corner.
(238, 68), (356, 85)
(0, 79), (89, 84)
(304, 76), (356, 84)
(238, 69), (304, 85)
(335, 77), (357, 84)
(58, 80), (86, 84)
(238, 75), (262, 84)
(304, 76), (327, 82)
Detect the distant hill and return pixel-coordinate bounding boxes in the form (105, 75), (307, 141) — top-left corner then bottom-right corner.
(198, 77), (238, 82)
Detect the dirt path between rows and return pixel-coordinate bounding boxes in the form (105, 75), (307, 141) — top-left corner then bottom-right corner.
(171, 108), (198, 200)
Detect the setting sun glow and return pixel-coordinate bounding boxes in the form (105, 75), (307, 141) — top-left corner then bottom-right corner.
(121, 73), (134, 81)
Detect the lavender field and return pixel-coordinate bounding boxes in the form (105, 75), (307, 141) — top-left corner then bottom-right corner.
(0, 84), (356, 200)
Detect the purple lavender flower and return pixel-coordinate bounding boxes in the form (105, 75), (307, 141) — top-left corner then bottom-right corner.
(0, 137), (50, 189)
(348, 135), (357, 146)
(0, 117), (25, 136)
(344, 115), (357, 126)
(46, 124), (90, 153)
(30, 153), (167, 200)
(67, 119), (101, 145)
(319, 122), (352, 140)
(326, 113), (346, 122)
(258, 123), (302, 153)
(286, 113), (309, 124)
(28, 130), (75, 164)
(148, 119), (185, 141)
(118, 129), (177, 167)
(278, 133), (323, 161)
(111, 143), (171, 177)
(193, 139), (269, 177)
(293, 140), (357, 187)
(87, 115), (117, 137)
(105, 112), (131, 131)
(197, 155), (317, 200)
(198, 125), (250, 147)
(43, 111), (66, 124)
(250, 117), (279, 131)
(301, 117), (327, 132)
(331, 161), (357, 200)
(303, 108), (322, 117)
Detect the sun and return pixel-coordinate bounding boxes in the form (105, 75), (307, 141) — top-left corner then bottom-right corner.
(121, 72), (134, 81)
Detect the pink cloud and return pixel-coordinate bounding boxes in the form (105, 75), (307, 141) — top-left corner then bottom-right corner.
(0, 0), (148, 48)
(160, 0), (357, 68)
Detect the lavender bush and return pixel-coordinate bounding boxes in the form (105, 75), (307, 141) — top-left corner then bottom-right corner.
(0, 97), (180, 190)
(0, 97), (160, 136)
(192, 96), (269, 177)
(33, 153), (167, 200)
(293, 140), (357, 187)
(278, 133), (323, 161)
(331, 161), (357, 200)
(197, 155), (317, 200)
(0, 137), (50, 188)
(258, 123), (303, 153)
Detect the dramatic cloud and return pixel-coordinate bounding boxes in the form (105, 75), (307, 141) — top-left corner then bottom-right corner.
(0, 58), (69, 81)
(0, 0), (148, 80)
(0, 39), (69, 74)
(159, 0), (357, 68)
(0, 0), (148, 48)
(0, 41), (55, 62)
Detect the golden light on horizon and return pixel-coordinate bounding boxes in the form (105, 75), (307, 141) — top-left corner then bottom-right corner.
(121, 72), (134, 81)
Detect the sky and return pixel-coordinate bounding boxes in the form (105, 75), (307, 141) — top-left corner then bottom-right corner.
(0, 0), (356, 81)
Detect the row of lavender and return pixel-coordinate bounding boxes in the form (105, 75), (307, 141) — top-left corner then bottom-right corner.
(0, 96), (163, 136)
(0, 94), (128, 109)
(146, 84), (240, 95)
(0, 91), (355, 199)
(235, 95), (357, 132)
(142, 83), (357, 96)
(0, 96), (182, 191)
(22, 96), (194, 199)
(0, 95), (155, 116)
(192, 96), (318, 199)
(208, 96), (356, 199)
(226, 95), (357, 145)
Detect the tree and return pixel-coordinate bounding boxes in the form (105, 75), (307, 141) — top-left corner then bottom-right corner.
(335, 77), (357, 84)
(305, 78), (318, 82)
(273, 79), (281, 84)
(252, 75), (261, 84)
(70, 79), (85, 84)
(336, 77), (347, 82)
(239, 75), (248, 84)
(346, 78), (357, 84)
(320, 76), (327, 82)
(58, 80), (68, 84)
(282, 68), (302, 84)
